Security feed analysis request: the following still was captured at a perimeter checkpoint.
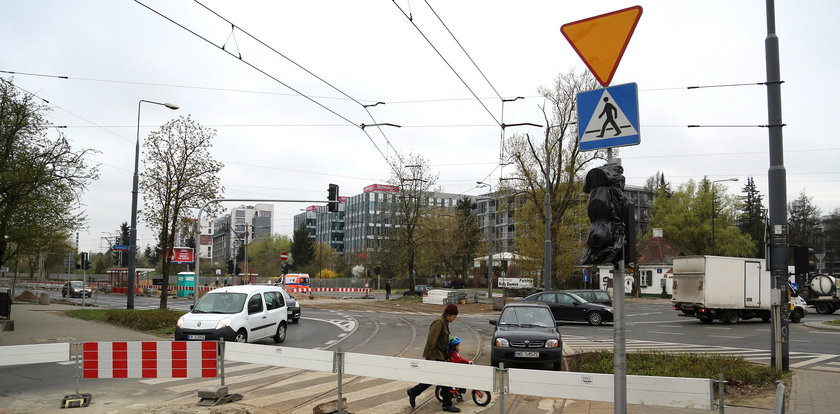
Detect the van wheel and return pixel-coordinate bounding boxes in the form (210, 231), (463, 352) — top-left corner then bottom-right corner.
(722, 311), (740, 324)
(587, 312), (603, 326)
(234, 329), (248, 343)
(274, 322), (286, 343)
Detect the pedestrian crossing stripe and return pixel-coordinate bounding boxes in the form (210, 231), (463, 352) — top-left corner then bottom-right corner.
(576, 82), (640, 151)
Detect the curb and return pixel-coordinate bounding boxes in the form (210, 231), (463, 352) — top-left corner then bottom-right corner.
(803, 320), (840, 331)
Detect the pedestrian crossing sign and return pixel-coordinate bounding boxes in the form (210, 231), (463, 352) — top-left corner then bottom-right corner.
(577, 82), (640, 151)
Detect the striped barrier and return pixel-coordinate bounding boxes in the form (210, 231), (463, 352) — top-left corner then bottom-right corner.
(82, 341), (218, 379)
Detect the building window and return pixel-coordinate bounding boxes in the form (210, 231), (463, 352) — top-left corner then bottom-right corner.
(641, 270), (652, 287)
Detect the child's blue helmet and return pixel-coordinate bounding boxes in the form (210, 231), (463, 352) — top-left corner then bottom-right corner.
(448, 336), (462, 350)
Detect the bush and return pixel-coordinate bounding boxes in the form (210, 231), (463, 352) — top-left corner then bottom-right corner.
(65, 308), (183, 335)
(567, 350), (783, 388)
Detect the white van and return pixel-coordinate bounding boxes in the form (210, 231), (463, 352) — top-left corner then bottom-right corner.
(175, 285), (288, 343)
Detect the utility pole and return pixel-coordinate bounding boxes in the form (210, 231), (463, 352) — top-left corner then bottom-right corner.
(765, 0), (789, 371)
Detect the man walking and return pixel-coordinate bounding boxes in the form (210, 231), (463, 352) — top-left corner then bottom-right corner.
(407, 304), (460, 412)
(385, 281), (392, 300)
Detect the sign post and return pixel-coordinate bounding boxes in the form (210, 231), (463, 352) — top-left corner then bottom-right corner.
(562, 6), (643, 414)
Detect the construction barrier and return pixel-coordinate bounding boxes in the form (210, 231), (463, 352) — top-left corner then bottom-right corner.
(13, 280), (371, 295)
(82, 341), (218, 379)
(0, 343), (69, 367)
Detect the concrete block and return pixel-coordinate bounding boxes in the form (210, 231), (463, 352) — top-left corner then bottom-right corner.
(38, 293), (50, 305)
(313, 397), (347, 414)
(0, 319), (13, 331)
(197, 385), (228, 399)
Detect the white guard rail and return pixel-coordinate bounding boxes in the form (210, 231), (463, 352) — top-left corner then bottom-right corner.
(224, 342), (334, 373)
(344, 354), (496, 392)
(508, 368), (713, 410)
(0, 343), (69, 366)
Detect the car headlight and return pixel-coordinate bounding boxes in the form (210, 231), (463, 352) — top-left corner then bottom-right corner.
(215, 318), (231, 330)
(176, 316), (184, 328)
(494, 338), (509, 347)
(545, 339), (560, 348)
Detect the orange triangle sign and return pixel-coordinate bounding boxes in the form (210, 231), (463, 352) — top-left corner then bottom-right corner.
(561, 6), (643, 86)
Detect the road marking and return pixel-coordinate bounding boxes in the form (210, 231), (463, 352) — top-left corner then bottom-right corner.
(790, 339), (811, 343)
(648, 331), (683, 335)
(708, 335), (744, 339)
(706, 327), (732, 330)
(655, 325), (682, 328)
(626, 312), (664, 317)
(810, 331), (840, 335)
(628, 319), (694, 325)
(790, 354), (838, 368)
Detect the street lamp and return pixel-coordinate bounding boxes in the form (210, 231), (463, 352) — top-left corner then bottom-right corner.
(711, 177), (739, 255)
(127, 100), (178, 309)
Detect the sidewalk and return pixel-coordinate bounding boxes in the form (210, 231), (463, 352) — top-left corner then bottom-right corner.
(1, 302), (839, 413)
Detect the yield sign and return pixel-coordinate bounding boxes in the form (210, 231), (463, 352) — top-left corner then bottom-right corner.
(561, 6), (643, 86)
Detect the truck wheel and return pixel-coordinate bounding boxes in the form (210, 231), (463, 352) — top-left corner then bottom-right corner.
(722, 311), (740, 324)
(698, 315), (714, 324)
(815, 302), (832, 314)
(790, 309), (803, 323)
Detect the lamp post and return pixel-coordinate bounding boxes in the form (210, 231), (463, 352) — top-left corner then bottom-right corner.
(477, 182), (494, 297)
(127, 100), (178, 309)
(711, 177), (739, 256)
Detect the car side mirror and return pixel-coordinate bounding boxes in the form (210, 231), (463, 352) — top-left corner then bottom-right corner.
(189, 304), (194, 311)
(572, 301), (580, 306)
(489, 320), (497, 326)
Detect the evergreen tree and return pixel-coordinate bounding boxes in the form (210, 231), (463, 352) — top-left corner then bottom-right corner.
(737, 177), (766, 258)
(787, 191), (822, 249)
(291, 222), (315, 270)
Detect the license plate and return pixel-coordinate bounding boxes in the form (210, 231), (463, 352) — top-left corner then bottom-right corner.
(187, 335), (205, 340)
(514, 351), (539, 358)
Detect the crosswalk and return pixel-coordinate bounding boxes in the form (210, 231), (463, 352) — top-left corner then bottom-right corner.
(562, 334), (840, 372)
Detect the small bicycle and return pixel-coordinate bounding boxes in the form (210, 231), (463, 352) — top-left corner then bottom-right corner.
(434, 385), (492, 406)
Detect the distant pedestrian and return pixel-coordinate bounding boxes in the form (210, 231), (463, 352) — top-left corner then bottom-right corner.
(407, 304), (460, 412)
(385, 281), (392, 300)
(215, 277), (220, 287)
(223, 278), (228, 287)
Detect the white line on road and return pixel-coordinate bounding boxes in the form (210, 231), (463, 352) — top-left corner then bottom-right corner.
(628, 320), (695, 325)
(791, 354), (839, 368)
(655, 325), (682, 328)
(648, 331), (684, 335)
(790, 339), (811, 343)
(708, 335), (744, 339)
(626, 312), (664, 317)
(705, 327), (732, 330)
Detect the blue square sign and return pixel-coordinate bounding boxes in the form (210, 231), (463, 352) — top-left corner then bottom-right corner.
(576, 82), (640, 151)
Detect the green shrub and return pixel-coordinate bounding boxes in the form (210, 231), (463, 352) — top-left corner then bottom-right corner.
(65, 308), (184, 335)
(567, 350), (783, 388)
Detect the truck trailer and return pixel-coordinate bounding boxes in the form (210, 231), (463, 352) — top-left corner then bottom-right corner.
(672, 255), (806, 324)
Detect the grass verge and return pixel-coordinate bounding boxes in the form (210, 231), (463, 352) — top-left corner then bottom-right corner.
(64, 308), (183, 336)
(567, 350), (787, 395)
(828, 319), (840, 326)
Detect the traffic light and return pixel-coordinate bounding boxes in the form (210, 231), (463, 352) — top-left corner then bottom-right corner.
(235, 264), (242, 275)
(374, 266), (380, 276)
(282, 262), (289, 275)
(327, 183), (339, 212)
(581, 163), (627, 265)
(227, 260), (234, 275)
(79, 252), (91, 270)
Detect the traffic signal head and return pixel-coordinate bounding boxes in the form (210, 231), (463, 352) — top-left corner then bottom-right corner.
(327, 183), (339, 212)
(374, 266), (381, 275)
(581, 163), (627, 265)
(227, 260), (234, 275)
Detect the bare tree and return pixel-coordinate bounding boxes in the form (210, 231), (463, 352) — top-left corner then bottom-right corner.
(386, 153), (438, 291)
(140, 115), (224, 308)
(504, 69), (606, 287)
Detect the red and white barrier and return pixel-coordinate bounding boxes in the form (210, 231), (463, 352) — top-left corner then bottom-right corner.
(83, 341), (217, 379)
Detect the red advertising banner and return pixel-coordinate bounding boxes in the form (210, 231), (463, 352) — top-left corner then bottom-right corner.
(167, 247), (195, 263)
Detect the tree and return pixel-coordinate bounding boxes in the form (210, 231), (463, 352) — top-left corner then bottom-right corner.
(504, 69), (604, 288)
(386, 153), (438, 291)
(737, 176), (766, 258)
(142, 244), (161, 268)
(291, 222), (315, 270)
(0, 78), (98, 270)
(109, 222), (130, 267)
(787, 191), (822, 249)
(822, 208), (840, 273)
(247, 234), (292, 277)
(644, 171), (672, 197)
(140, 115), (224, 308)
(648, 178), (755, 257)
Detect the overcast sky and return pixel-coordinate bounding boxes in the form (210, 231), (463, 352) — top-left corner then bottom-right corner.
(3, 1), (837, 254)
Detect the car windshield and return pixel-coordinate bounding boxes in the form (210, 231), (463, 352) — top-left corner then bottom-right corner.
(70, 281), (84, 287)
(499, 306), (554, 327)
(192, 292), (247, 314)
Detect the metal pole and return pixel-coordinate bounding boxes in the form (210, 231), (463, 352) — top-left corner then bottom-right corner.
(711, 189), (716, 255)
(609, 149), (626, 414)
(488, 211), (494, 297)
(765, 0), (790, 371)
(544, 129), (552, 291)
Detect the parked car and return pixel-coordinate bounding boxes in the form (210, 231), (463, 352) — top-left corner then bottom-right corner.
(489, 302), (563, 370)
(175, 285), (288, 343)
(280, 287), (301, 323)
(521, 291), (614, 326)
(62, 281), (92, 298)
(442, 279), (465, 289)
(403, 285), (433, 296)
(563, 289), (612, 306)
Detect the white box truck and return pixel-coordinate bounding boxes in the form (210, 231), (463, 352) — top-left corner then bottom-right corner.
(671, 255), (806, 324)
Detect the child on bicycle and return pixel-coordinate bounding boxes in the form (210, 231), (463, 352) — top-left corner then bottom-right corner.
(445, 337), (471, 401)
